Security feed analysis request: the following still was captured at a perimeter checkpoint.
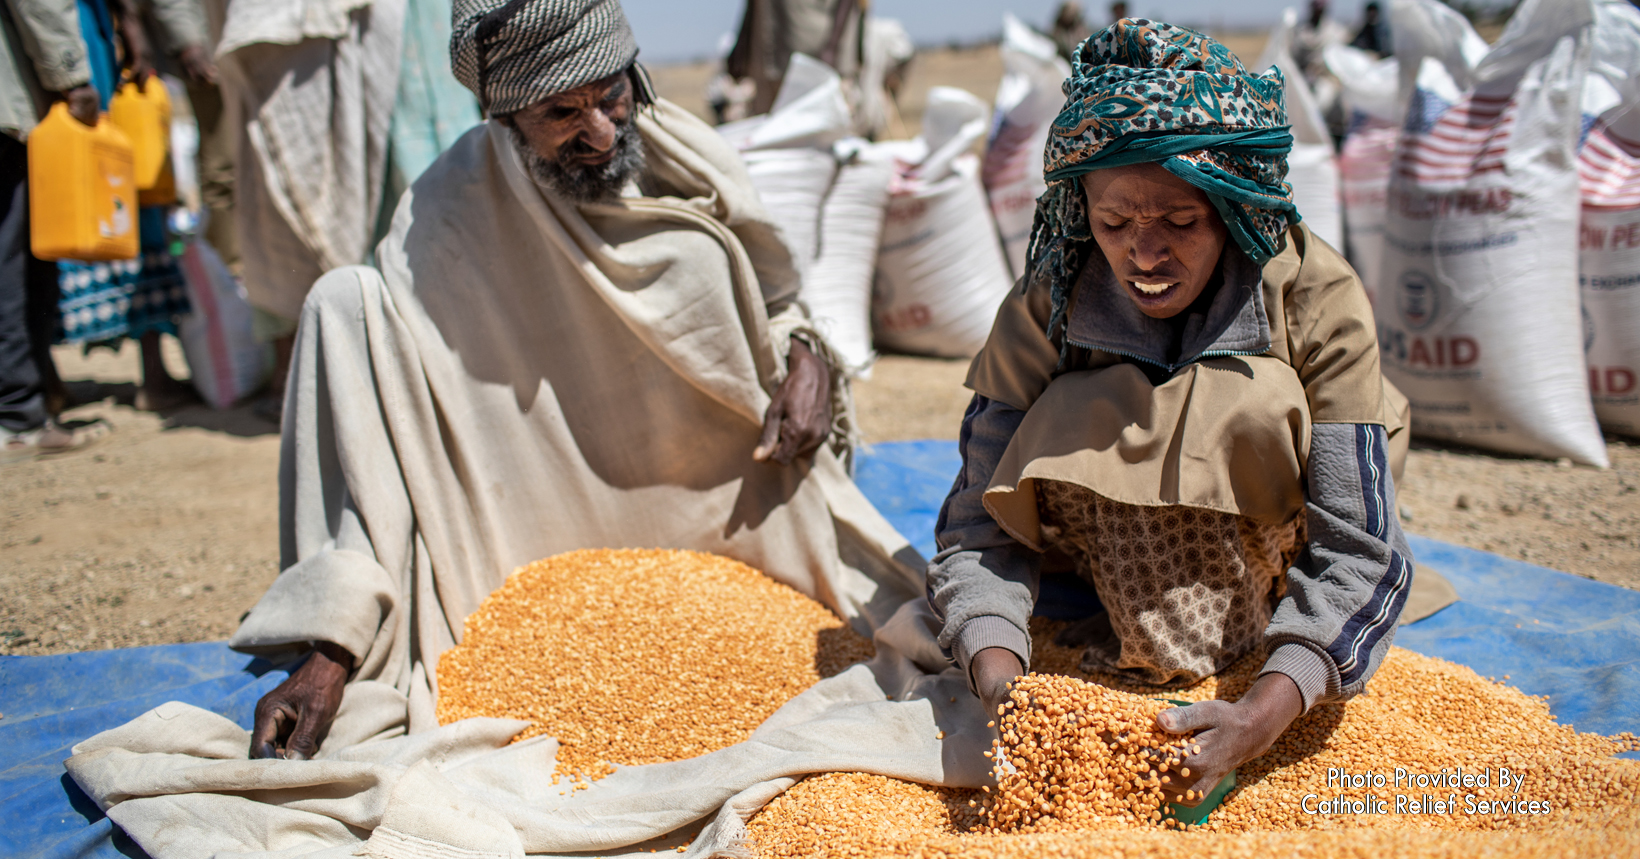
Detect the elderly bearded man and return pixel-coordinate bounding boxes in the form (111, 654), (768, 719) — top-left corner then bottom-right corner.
(231, 0), (922, 761)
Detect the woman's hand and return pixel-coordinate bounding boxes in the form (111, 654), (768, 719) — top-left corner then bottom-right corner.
(972, 646), (1025, 730)
(1153, 672), (1304, 805)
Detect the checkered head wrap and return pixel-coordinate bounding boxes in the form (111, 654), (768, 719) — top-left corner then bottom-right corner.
(451, 0), (640, 115)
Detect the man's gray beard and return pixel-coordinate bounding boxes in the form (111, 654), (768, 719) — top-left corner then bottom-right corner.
(507, 119), (645, 203)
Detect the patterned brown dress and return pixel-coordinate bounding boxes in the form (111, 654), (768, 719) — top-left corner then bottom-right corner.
(1036, 480), (1304, 686)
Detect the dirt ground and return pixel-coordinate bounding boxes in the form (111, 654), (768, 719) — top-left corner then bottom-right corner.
(6, 38), (1636, 658)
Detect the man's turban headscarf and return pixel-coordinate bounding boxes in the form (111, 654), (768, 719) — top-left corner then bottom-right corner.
(1026, 20), (1299, 338)
(451, 0), (640, 115)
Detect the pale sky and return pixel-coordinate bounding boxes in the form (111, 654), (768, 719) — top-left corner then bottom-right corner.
(621, 0), (1388, 63)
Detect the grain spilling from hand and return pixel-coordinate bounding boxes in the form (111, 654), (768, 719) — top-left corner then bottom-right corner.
(435, 548), (873, 781)
(979, 673), (1185, 833)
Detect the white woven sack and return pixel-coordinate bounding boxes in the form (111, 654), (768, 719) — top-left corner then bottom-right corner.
(1326, 43), (1402, 305)
(1287, 142), (1344, 252)
(805, 140), (892, 376)
(742, 148), (837, 273)
(725, 54), (854, 276)
(1257, 9), (1343, 250)
(1336, 121), (1399, 307)
(983, 14), (1070, 280)
(872, 153), (1014, 358)
(1379, 0), (1607, 465)
(716, 54), (853, 152)
(1579, 0), (1640, 435)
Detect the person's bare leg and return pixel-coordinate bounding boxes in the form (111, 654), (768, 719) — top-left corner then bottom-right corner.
(135, 330), (194, 411)
(271, 333), (294, 399)
(253, 332), (296, 425)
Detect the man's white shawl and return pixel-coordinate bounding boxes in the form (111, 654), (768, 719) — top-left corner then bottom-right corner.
(65, 101), (989, 858)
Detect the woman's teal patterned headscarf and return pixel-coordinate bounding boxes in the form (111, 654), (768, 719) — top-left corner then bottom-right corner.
(1026, 20), (1298, 340)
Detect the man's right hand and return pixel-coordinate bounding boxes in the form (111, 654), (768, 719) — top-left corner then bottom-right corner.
(972, 646), (1025, 730)
(63, 86), (99, 127)
(250, 641), (352, 760)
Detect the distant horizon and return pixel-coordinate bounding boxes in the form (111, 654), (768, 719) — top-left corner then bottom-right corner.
(622, 0), (1401, 65)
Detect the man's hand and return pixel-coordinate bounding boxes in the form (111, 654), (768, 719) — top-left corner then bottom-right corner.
(1153, 672), (1304, 805)
(972, 646), (1025, 730)
(753, 338), (832, 465)
(250, 641), (353, 760)
(177, 44), (218, 85)
(112, 0), (154, 82)
(62, 86), (100, 126)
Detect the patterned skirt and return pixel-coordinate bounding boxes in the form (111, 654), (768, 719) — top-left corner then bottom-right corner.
(1036, 480), (1305, 687)
(56, 207), (190, 344)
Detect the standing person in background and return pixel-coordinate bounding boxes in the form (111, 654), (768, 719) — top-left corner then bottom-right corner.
(0, 0), (106, 457)
(1350, 1), (1392, 57)
(1290, 0), (1348, 83)
(216, 0), (476, 424)
(214, 0), (402, 424)
(727, 0), (864, 118)
(1289, 0), (1348, 142)
(53, 0), (195, 413)
(1049, 2), (1091, 64)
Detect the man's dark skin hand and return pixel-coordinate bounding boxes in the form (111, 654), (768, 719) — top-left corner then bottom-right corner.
(111, 0), (154, 82)
(1154, 672), (1304, 806)
(62, 85), (100, 126)
(753, 337), (832, 465)
(250, 641), (353, 760)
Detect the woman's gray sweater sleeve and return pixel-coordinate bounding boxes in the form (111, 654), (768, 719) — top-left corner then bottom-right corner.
(1261, 422), (1414, 711)
(926, 394), (1039, 691)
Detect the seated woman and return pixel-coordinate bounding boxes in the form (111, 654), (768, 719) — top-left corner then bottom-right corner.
(928, 21), (1412, 806)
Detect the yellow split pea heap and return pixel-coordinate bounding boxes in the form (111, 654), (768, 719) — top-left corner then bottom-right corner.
(435, 548), (874, 782)
(437, 551), (1639, 857)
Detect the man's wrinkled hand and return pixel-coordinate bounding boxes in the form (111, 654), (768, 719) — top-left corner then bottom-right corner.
(1153, 672), (1304, 806)
(250, 642), (352, 760)
(972, 647), (1025, 733)
(753, 338), (832, 465)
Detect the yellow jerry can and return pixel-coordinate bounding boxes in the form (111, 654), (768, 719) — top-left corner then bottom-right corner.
(108, 76), (176, 206)
(28, 102), (140, 262)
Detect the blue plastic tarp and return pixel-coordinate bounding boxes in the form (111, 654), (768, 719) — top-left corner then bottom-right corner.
(4, 439), (1636, 858)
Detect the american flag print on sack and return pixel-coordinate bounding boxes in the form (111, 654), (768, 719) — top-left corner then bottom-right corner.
(1580, 124), (1640, 211)
(1375, 25), (1610, 467)
(1579, 119), (1640, 435)
(1396, 92), (1514, 187)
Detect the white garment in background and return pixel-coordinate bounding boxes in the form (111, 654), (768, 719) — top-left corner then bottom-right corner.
(215, 0), (404, 321)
